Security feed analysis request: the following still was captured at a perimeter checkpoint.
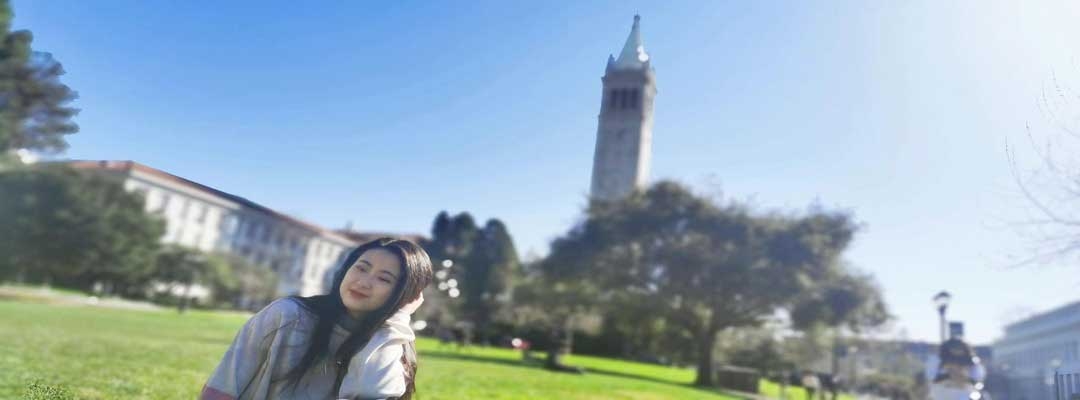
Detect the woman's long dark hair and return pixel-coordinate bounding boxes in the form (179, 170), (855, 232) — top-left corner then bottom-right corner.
(281, 237), (432, 398)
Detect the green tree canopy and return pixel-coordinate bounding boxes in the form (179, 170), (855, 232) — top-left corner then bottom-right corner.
(0, 0), (79, 156)
(790, 265), (890, 332)
(0, 165), (164, 294)
(204, 253), (277, 310)
(462, 219), (520, 337)
(421, 211), (521, 341)
(540, 181), (886, 386)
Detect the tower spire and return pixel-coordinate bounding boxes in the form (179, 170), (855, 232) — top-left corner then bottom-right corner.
(613, 14), (649, 70)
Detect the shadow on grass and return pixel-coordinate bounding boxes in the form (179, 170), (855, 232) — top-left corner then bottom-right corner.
(577, 365), (747, 399)
(421, 350), (543, 371)
(421, 350), (748, 399)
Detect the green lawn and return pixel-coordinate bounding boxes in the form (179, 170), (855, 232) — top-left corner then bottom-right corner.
(0, 299), (752, 400)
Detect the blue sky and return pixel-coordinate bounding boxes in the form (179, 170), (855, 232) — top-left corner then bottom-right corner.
(12, 0), (1080, 344)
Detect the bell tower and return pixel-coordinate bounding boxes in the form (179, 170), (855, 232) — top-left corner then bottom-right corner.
(589, 15), (656, 202)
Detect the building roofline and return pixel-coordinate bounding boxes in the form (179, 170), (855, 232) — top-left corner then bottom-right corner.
(66, 160), (356, 243)
(1003, 299), (1080, 332)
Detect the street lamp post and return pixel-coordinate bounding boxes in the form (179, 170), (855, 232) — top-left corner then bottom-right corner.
(933, 291), (951, 342)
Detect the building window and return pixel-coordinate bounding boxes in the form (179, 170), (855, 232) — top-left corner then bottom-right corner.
(143, 190), (158, 212)
(157, 193), (171, 214)
(608, 89), (617, 110)
(630, 89), (639, 109)
(178, 199), (189, 219)
(220, 215), (236, 234)
(196, 204), (208, 223)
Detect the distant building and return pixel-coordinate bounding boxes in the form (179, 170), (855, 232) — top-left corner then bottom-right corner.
(1053, 360), (1080, 400)
(69, 160), (424, 299)
(993, 300), (1080, 400)
(590, 15), (657, 202)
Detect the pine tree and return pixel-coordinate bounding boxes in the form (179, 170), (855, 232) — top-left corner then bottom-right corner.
(0, 0), (79, 157)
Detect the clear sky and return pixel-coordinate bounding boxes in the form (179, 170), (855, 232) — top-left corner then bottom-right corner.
(12, 0), (1080, 344)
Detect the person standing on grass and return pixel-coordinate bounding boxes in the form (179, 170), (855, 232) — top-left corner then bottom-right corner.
(201, 238), (433, 400)
(801, 371), (820, 400)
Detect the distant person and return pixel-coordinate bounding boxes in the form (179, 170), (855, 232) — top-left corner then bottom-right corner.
(512, 337), (534, 361)
(801, 371), (821, 400)
(820, 373), (839, 400)
(201, 238), (433, 400)
(929, 337), (984, 400)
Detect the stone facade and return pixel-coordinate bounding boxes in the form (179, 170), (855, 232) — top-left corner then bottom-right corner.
(68, 160), (383, 298)
(993, 300), (1080, 400)
(590, 15), (657, 202)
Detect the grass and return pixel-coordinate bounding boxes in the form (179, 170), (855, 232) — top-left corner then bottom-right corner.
(0, 283), (96, 301)
(0, 299), (750, 400)
(758, 380), (845, 400)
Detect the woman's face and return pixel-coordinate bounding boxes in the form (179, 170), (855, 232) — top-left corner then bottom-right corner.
(339, 248), (403, 318)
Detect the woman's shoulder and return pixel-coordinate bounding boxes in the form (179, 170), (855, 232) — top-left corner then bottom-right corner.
(250, 297), (314, 328)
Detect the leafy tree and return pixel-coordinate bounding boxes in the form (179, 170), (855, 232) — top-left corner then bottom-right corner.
(204, 253), (277, 310)
(0, 0), (79, 156)
(153, 245), (231, 312)
(421, 211), (521, 342)
(511, 264), (601, 371)
(0, 165), (163, 294)
(420, 212), (477, 326)
(790, 266), (890, 332)
(462, 219), (519, 339)
(541, 181), (872, 386)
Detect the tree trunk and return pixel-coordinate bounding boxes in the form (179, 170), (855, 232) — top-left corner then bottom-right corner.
(545, 323), (567, 369)
(545, 339), (563, 369)
(544, 320), (582, 373)
(694, 329), (717, 387)
(565, 326), (575, 354)
(178, 282), (192, 313)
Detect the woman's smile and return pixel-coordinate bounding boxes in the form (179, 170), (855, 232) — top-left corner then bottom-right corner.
(347, 288), (370, 300)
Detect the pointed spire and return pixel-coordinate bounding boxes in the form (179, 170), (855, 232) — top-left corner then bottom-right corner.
(613, 15), (650, 70)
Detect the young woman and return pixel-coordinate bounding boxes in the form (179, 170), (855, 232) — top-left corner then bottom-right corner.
(201, 237), (433, 400)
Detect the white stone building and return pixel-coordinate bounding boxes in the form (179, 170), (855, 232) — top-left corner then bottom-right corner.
(69, 160), (361, 297)
(993, 300), (1080, 400)
(589, 15), (657, 202)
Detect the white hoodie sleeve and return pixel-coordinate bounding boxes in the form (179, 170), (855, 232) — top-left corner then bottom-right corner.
(337, 338), (407, 399)
(338, 295), (422, 400)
